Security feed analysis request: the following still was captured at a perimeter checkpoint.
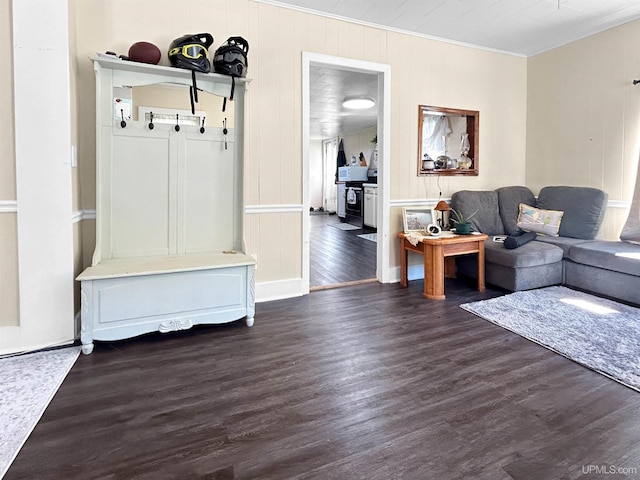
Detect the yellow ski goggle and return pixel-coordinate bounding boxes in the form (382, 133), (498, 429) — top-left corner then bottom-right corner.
(168, 44), (208, 60)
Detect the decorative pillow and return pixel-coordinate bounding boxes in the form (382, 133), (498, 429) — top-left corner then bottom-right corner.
(516, 203), (564, 236)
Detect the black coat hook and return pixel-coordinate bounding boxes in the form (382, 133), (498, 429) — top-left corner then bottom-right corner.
(223, 118), (228, 150)
(120, 109), (126, 128)
(148, 112), (154, 130)
(174, 114), (180, 132)
(634, 79), (640, 85)
(200, 117), (205, 134)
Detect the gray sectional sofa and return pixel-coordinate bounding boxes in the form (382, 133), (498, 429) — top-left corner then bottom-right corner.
(450, 185), (640, 306)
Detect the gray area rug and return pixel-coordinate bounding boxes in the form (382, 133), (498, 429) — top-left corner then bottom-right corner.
(0, 346), (81, 478)
(461, 286), (640, 392)
(357, 233), (377, 242)
(330, 222), (360, 231)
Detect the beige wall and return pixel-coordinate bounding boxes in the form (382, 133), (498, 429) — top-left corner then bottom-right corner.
(0, 0), (15, 201)
(0, 0), (19, 327)
(527, 20), (640, 240)
(0, 215), (19, 327)
(72, 0), (528, 285)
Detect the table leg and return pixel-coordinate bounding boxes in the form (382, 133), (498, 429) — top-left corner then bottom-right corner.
(477, 239), (486, 292)
(400, 239), (408, 287)
(423, 243), (445, 300)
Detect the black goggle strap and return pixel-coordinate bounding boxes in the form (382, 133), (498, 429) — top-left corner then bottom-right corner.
(190, 70), (198, 115)
(221, 78), (236, 113)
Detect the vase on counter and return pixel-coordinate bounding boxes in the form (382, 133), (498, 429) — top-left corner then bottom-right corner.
(459, 133), (472, 169)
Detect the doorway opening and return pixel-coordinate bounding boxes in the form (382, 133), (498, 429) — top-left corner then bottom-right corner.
(302, 53), (391, 293)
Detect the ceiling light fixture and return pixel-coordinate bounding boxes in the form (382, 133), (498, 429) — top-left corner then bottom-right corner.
(342, 96), (376, 110)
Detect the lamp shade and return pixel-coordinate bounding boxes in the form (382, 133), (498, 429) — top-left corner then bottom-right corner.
(435, 200), (451, 211)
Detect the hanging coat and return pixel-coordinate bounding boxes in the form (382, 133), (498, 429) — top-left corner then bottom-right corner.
(337, 138), (347, 167)
(336, 138), (348, 182)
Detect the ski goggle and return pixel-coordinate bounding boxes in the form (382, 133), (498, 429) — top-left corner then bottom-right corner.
(169, 44), (208, 60)
(214, 50), (246, 63)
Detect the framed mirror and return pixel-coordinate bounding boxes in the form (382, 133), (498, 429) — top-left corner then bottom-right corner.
(417, 105), (479, 176)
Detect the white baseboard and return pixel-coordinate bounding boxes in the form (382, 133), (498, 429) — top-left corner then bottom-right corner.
(388, 265), (424, 284)
(256, 278), (306, 303)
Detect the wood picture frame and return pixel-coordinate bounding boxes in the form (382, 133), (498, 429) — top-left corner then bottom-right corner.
(403, 207), (437, 233)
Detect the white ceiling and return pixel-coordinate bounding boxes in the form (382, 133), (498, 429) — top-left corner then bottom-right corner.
(309, 65), (378, 140)
(282, 0), (640, 140)
(267, 0), (640, 56)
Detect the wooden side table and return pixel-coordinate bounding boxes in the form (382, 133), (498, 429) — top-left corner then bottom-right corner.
(398, 231), (488, 300)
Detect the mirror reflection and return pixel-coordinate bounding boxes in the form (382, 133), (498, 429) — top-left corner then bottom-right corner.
(417, 105), (478, 176)
(114, 84), (233, 128)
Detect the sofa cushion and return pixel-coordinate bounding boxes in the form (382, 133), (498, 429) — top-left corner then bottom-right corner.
(485, 239), (564, 268)
(534, 235), (592, 256)
(517, 203), (564, 236)
(567, 240), (640, 276)
(496, 186), (536, 235)
(450, 191), (504, 235)
(536, 186), (607, 239)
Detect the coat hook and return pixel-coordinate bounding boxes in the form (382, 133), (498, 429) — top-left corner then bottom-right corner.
(223, 118), (228, 150)
(200, 117), (205, 134)
(148, 111), (154, 130)
(174, 114), (180, 132)
(634, 80), (640, 85)
(120, 109), (126, 128)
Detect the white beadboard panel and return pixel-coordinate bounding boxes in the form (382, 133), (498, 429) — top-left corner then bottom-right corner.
(110, 134), (171, 259)
(183, 135), (237, 253)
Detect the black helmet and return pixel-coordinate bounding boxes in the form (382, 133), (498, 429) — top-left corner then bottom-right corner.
(168, 33), (214, 73)
(213, 37), (249, 77)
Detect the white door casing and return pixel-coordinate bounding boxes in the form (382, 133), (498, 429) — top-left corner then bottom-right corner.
(1, 0), (75, 354)
(302, 52), (391, 293)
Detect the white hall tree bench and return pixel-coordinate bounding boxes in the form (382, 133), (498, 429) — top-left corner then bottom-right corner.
(77, 56), (255, 355)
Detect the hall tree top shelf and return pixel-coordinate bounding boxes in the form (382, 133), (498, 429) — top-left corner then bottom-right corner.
(90, 54), (250, 93)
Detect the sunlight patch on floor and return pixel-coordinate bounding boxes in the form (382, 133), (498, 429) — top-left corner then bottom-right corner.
(560, 297), (620, 315)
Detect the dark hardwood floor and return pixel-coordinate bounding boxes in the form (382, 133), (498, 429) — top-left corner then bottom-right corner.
(310, 213), (376, 288)
(7, 280), (640, 479)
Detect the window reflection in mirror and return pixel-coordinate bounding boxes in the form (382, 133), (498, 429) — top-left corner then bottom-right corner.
(118, 84), (234, 128)
(417, 105), (478, 176)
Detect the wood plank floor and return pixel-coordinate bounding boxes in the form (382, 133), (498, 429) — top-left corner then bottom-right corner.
(7, 279), (640, 480)
(309, 213), (376, 288)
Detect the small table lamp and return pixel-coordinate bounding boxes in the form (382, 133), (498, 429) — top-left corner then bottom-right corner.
(434, 200), (451, 230)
